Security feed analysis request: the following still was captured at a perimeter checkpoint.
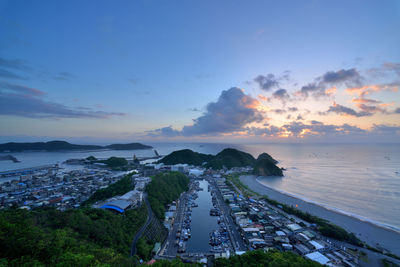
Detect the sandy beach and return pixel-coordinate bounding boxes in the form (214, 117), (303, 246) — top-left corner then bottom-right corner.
(240, 175), (400, 255)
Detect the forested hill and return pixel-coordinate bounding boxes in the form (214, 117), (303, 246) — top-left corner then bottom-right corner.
(0, 141), (152, 152)
(158, 148), (284, 176)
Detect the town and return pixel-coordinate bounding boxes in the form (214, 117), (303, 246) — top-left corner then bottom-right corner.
(0, 158), (373, 266)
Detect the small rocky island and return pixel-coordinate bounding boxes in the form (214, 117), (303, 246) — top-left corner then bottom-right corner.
(158, 148), (284, 176)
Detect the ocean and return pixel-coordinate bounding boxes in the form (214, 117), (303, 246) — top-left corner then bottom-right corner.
(1, 142), (399, 232)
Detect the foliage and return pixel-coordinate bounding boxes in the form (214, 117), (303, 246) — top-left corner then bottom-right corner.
(157, 149), (213, 166)
(382, 258), (400, 267)
(158, 148), (282, 174)
(0, 206), (147, 266)
(152, 260), (200, 267)
(106, 143), (152, 150)
(214, 250), (322, 266)
(205, 148), (255, 169)
(225, 173), (256, 197)
(229, 175), (361, 246)
(82, 176), (134, 206)
(146, 172), (189, 221)
(257, 152), (278, 164)
(136, 238), (154, 261)
(261, 195), (362, 246)
(86, 156), (97, 161)
(102, 157), (128, 168)
(0, 141), (152, 152)
(253, 158), (283, 176)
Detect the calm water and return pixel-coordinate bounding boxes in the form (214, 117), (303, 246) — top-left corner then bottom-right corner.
(1, 142), (400, 231)
(186, 180), (218, 253)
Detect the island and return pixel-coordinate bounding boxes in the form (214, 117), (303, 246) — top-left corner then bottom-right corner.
(158, 148), (283, 176)
(0, 140), (152, 152)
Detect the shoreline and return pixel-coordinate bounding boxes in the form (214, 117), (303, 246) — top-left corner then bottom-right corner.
(255, 177), (400, 234)
(240, 175), (400, 255)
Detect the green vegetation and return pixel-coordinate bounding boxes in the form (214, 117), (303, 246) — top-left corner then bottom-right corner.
(214, 250), (322, 266)
(86, 155), (97, 161)
(205, 148), (255, 169)
(136, 238), (154, 261)
(0, 140), (152, 152)
(225, 173), (257, 197)
(159, 148), (283, 175)
(106, 143), (152, 150)
(382, 258), (400, 267)
(82, 176), (134, 206)
(146, 172), (189, 220)
(102, 156), (128, 168)
(229, 174), (362, 246)
(261, 195), (362, 245)
(253, 152), (283, 176)
(0, 206), (147, 266)
(152, 260), (200, 266)
(157, 149), (213, 166)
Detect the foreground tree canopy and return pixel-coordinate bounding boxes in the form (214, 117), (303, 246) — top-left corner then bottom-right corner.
(0, 207), (147, 266)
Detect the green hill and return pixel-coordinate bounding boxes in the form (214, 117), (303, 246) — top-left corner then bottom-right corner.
(158, 148), (284, 175)
(157, 149), (213, 166)
(253, 152), (283, 176)
(205, 148), (256, 169)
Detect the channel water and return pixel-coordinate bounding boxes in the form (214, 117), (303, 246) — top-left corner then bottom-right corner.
(186, 179), (219, 253)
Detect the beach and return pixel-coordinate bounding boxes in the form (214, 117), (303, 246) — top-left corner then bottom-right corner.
(240, 175), (400, 255)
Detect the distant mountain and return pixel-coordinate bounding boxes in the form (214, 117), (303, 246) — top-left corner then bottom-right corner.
(105, 143), (152, 150)
(158, 148), (283, 176)
(0, 141), (152, 152)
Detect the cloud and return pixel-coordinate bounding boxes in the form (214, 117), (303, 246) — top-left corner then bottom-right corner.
(0, 69), (26, 80)
(382, 62), (400, 76)
(288, 107), (298, 112)
(0, 56), (31, 80)
(321, 68), (362, 85)
(254, 74), (279, 91)
(271, 109), (286, 114)
(272, 88), (290, 103)
(245, 121), (367, 139)
(54, 72), (74, 81)
(345, 84), (398, 97)
(395, 108), (400, 114)
(253, 72), (291, 91)
(147, 126), (181, 137)
(0, 57), (30, 71)
(148, 87), (264, 136)
(321, 102), (372, 117)
(0, 82), (125, 119)
(297, 68), (362, 99)
(0, 81), (44, 96)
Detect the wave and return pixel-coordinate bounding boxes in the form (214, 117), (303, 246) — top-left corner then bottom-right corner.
(255, 177), (400, 234)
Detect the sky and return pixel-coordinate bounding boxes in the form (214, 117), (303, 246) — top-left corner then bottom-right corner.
(0, 0), (399, 143)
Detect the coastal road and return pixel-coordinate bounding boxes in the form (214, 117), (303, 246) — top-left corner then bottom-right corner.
(130, 193), (154, 256)
(240, 175), (400, 256)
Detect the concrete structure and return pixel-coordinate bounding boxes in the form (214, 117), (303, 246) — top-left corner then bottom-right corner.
(305, 251), (330, 265)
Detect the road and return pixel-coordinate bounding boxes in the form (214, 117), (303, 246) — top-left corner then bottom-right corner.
(130, 193), (154, 256)
(162, 191), (187, 256)
(209, 177), (247, 251)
